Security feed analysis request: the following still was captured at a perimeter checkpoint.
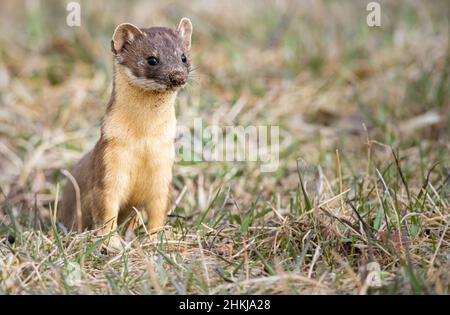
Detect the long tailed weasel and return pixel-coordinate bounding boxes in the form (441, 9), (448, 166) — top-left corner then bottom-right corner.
(59, 18), (193, 250)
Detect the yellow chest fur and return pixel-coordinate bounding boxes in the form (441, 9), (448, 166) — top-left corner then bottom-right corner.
(101, 67), (177, 206)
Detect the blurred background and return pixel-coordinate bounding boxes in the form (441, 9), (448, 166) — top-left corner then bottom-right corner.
(0, 0), (448, 294)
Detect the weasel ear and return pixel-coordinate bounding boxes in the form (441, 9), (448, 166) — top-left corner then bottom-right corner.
(111, 23), (143, 54)
(177, 17), (193, 50)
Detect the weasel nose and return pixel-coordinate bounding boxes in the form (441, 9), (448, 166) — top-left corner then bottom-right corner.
(168, 70), (187, 86)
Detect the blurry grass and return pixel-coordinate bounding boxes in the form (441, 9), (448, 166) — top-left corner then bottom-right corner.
(0, 0), (449, 294)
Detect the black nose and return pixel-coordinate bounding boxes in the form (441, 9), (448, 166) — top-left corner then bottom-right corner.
(168, 70), (187, 86)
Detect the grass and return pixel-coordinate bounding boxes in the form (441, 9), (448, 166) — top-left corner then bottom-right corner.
(0, 0), (449, 294)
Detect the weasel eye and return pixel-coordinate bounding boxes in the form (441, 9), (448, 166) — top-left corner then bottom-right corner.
(147, 56), (159, 66)
(181, 53), (187, 63)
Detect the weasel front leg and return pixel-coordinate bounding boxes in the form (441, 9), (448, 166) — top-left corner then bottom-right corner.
(92, 147), (130, 250)
(92, 192), (121, 239)
(92, 185), (125, 251)
(145, 192), (170, 235)
(144, 175), (172, 235)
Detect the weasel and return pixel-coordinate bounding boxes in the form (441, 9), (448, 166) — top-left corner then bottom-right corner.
(59, 18), (193, 250)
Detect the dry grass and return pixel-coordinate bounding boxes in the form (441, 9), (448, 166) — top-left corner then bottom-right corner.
(0, 0), (449, 294)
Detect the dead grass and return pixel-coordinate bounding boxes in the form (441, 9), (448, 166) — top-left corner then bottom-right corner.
(0, 0), (449, 294)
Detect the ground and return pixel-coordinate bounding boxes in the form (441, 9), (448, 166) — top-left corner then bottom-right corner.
(0, 0), (449, 294)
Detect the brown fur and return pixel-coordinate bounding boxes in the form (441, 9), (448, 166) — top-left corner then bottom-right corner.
(59, 19), (193, 247)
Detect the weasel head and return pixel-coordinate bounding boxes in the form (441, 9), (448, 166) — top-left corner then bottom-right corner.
(111, 18), (193, 93)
